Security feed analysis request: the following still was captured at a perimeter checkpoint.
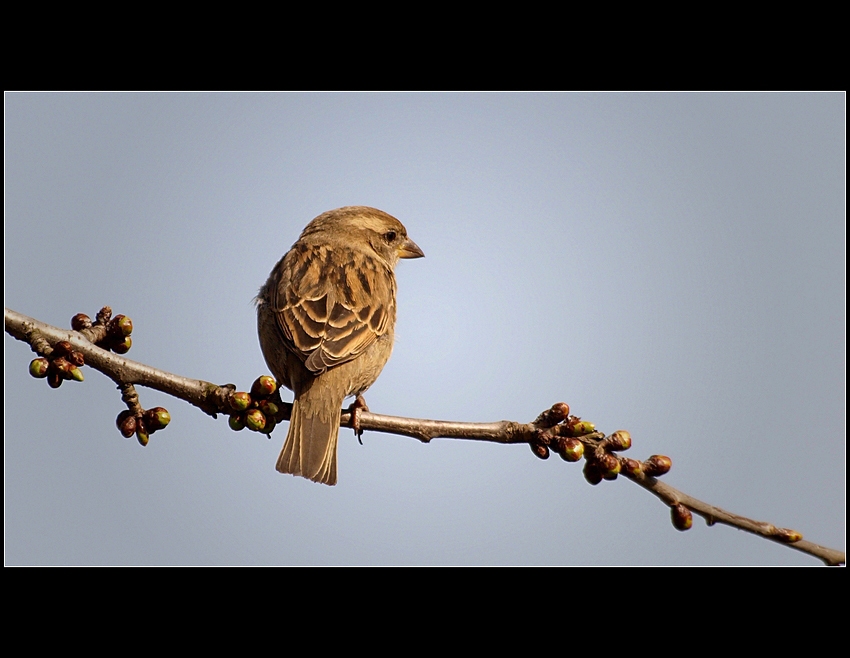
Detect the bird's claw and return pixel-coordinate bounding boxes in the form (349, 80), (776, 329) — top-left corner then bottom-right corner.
(347, 395), (370, 444)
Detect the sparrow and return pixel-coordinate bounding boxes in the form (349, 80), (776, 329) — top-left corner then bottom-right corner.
(256, 206), (424, 485)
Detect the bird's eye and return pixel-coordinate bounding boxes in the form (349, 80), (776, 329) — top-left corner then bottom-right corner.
(384, 231), (397, 243)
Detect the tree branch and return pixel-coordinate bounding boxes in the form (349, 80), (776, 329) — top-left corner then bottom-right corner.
(5, 306), (845, 566)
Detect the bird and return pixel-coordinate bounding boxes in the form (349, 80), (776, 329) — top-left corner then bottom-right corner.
(256, 206), (424, 485)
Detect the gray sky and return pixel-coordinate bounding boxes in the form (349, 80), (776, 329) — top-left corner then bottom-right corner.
(5, 92), (845, 565)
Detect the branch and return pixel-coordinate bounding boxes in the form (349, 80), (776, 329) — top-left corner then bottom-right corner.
(5, 307), (235, 418)
(5, 307), (845, 566)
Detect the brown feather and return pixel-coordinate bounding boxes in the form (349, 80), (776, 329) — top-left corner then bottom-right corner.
(257, 206), (423, 485)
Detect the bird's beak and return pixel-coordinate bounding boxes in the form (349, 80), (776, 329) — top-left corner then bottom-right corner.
(398, 237), (425, 259)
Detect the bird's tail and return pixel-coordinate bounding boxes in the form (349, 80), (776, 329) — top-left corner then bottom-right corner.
(276, 383), (342, 486)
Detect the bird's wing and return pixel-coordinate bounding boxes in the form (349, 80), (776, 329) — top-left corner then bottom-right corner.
(272, 242), (396, 374)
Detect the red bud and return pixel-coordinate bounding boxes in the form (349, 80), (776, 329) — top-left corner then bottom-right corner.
(671, 504), (693, 531)
(583, 461), (603, 485)
(251, 375), (277, 399)
(53, 341), (73, 357)
(621, 458), (642, 478)
(111, 336), (132, 354)
(116, 410), (137, 438)
(643, 455), (672, 477)
(144, 407), (171, 432)
(530, 442), (550, 460)
(607, 430), (632, 452)
(71, 313), (92, 330)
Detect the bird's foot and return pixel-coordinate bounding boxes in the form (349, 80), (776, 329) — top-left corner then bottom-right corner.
(347, 395), (370, 444)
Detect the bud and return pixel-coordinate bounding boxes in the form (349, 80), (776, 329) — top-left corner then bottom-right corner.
(47, 371), (63, 388)
(566, 417), (596, 436)
(29, 358), (50, 378)
(559, 437), (584, 462)
(116, 410), (137, 438)
(530, 442), (549, 460)
(53, 340), (73, 357)
(251, 375), (277, 399)
(110, 314), (133, 337)
(228, 413), (246, 431)
(145, 407), (171, 432)
(136, 418), (149, 446)
(245, 409), (267, 432)
(52, 357), (83, 381)
(229, 391), (252, 412)
(621, 458), (643, 478)
(51, 357), (74, 379)
(598, 452), (621, 480)
(111, 336), (132, 354)
(671, 504), (693, 531)
(643, 455), (672, 477)
(534, 402), (570, 428)
(260, 416), (277, 435)
(574, 420), (595, 434)
(550, 402), (570, 419)
(583, 461), (603, 485)
(775, 528), (803, 543)
(607, 430), (632, 452)
(257, 399), (280, 418)
(71, 313), (92, 330)
(69, 351), (85, 367)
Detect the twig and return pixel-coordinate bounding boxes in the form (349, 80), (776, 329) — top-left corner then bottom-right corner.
(5, 306), (845, 566)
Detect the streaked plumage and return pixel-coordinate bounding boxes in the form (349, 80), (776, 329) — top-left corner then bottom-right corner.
(257, 206), (423, 485)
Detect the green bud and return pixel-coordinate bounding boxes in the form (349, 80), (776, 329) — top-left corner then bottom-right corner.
(566, 417), (596, 436)
(136, 418), (149, 446)
(245, 409), (266, 432)
(29, 358), (50, 378)
(559, 438), (584, 462)
(257, 399), (279, 418)
(229, 391), (252, 412)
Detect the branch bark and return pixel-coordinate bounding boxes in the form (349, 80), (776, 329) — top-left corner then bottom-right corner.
(5, 307), (845, 566)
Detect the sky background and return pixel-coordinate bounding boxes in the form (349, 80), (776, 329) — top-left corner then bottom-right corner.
(4, 92), (844, 566)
